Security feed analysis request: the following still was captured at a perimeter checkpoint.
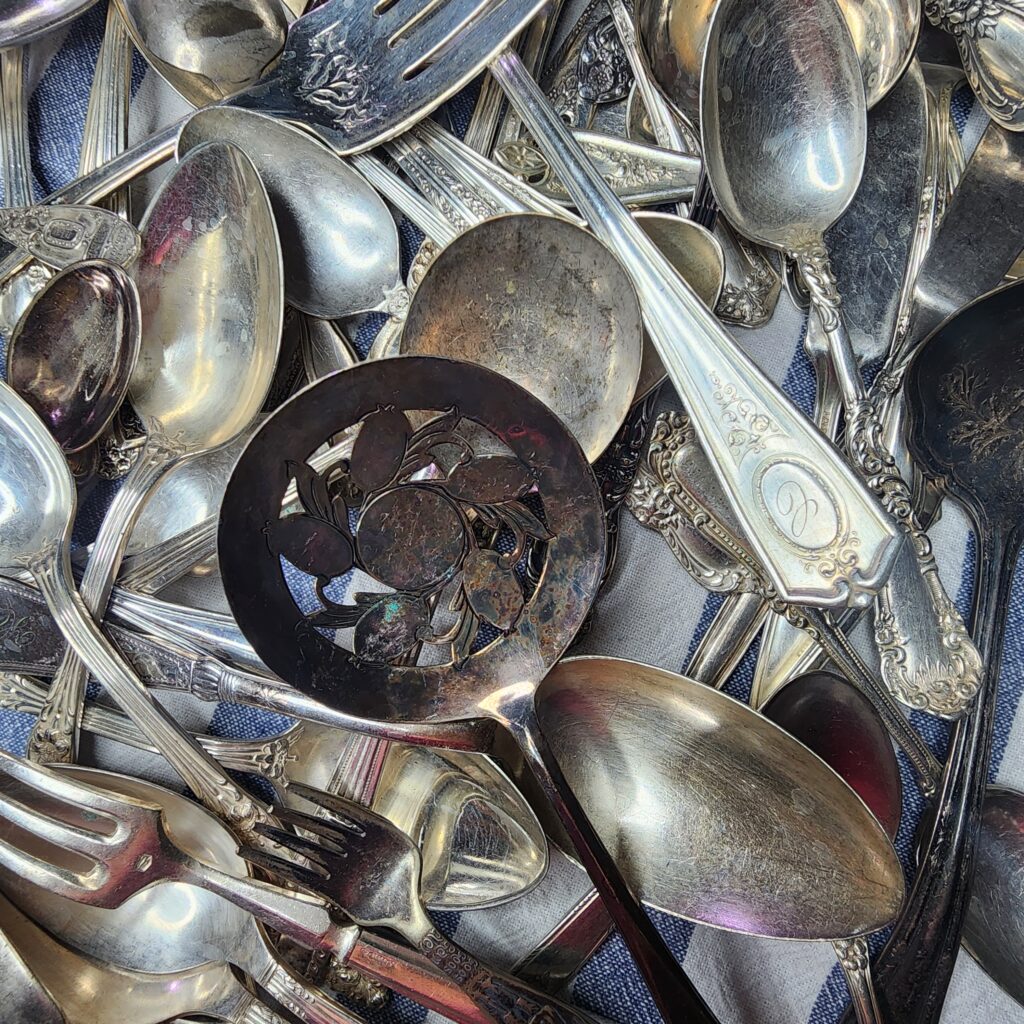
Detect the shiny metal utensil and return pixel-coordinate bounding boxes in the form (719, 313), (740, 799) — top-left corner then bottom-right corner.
(28, 141), (283, 765)
(0, 674), (547, 911)
(0, 381), (270, 832)
(0, 760), (543, 1024)
(399, 213), (642, 462)
(701, 0), (982, 721)
(6, 261), (138, 455)
(486, 52), (900, 613)
(0, 0), (99, 45)
(859, 278), (1024, 1024)
(113, 0), (289, 105)
(243, 789), (595, 1024)
(303, 316), (358, 379)
(0, 205), (139, 269)
(763, 671), (901, 1024)
(753, 62), (932, 709)
(924, 0), (1024, 129)
(217, 356), (716, 1023)
(528, 656), (904, 939)
(0, 890), (278, 1024)
(178, 108), (406, 321)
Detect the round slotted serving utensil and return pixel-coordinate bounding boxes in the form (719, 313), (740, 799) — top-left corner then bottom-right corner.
(219, 355), (716, 1021)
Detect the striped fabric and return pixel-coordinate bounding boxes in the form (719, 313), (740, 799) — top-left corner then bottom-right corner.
(0, 5), (1021, 1023)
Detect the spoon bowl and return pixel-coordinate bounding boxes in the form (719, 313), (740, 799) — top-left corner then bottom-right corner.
(0, 0), (100, 46)
(6, 260), (139, 454)
(113, 0), (289, 105)
(701, 0), (866, 252)
(177, 107), (403, 319)
(533, 656), (904, 938)
(399, 214), (643, 462)
(636, 0), (918, 124)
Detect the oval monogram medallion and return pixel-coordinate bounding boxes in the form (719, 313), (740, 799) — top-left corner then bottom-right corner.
(758, 460), (841, 550)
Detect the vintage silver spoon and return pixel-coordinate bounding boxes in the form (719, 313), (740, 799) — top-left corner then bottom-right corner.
(701, 0), (982, 722)
(6, 261), (138, 455)
(27, 141), (283, 766)
(0, 381), (270, 833)
(178, 107), (407, 321)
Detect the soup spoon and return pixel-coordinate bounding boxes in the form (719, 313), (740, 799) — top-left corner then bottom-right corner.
(6, 261), (138, 456)
(27, 141), (283, 766)
(701, 0), (982, 723)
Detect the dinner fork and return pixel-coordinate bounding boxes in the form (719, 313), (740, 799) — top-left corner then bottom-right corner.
(0, 752), (572, 1024)
(241, 785), (596, 1024)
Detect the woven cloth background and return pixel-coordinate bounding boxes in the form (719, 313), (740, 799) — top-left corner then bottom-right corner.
(0, 5), (1022, 1022)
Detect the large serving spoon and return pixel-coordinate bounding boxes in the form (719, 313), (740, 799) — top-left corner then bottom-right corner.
(399, 213), (643, 463)
(6, 261), (138, 456)
(27, 141), (283, 766)
(701, 0), (982, 723)
(177, 107), (407, 321)
(854, 278), (1024, 1024)
(0, 381), (272, 833)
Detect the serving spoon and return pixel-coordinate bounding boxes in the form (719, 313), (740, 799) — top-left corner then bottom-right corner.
(27, 141), (283, 766)
(177, 107), (407, 321)
(399, 213), (643, 463)
(6, 261), (139, 456)
(701, 0), (982, 723)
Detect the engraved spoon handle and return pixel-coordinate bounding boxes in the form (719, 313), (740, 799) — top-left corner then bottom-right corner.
(0, 48), (32, 208)
(796, 245), (983, 719)
(491, 50), (901, 609)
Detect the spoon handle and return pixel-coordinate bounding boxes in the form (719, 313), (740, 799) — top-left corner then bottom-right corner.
(0, 48), (32, 208)
(796, 247), (983, 720)
(27, 438), (177, 764)
(490, 50), (900, 611)
(30, 548), (270, 837)
(834, 939), (886, 1024)
(839, 531), (1016, 1024)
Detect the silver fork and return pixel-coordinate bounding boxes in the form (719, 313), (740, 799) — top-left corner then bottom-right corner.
(242, 784), (597, 1024)
(0, 751), (555, 1024)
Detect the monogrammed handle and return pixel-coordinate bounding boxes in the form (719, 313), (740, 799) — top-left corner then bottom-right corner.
(489, 51), (900, 610)
(417, 928), (593, 1024)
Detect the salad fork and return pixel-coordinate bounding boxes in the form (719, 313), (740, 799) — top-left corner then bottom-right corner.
(242, 785), (595, 1024)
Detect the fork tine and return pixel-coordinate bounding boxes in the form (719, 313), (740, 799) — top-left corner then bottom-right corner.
(252, 822), (333, 869)
(273, 805), (361, 846)
(0, 833), (104, 898)
(238, 845), (328, 890)
(398, 0), (500, 76)
(0, 750), (144, 823)
(402, 0), (544, 87)
(382, 0), (448, 39)
(287, 784), (369, 834)
(0, 788), (117, 860)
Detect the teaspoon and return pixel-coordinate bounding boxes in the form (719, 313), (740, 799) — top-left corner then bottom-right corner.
(27, 141), (283, 767)
(6, 261), (138, 455)
(701, 0), (982, 722)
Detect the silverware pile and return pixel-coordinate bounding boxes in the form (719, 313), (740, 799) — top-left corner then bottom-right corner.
(0, 0), (1021, 1022)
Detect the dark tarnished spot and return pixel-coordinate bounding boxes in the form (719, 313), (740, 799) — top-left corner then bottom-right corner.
(444, 455), (536, 505)
(355, 594), (429, 662)
(266, 514), (354, 579)
(356, 485), (466, 592)
(462, 549), (524, 631)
